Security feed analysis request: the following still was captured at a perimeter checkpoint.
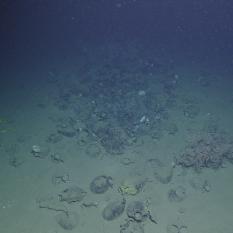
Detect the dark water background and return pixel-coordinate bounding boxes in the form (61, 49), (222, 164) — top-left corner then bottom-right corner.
(1, 0), (233, 79)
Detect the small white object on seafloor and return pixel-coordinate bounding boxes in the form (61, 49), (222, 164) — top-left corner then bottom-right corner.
(138, 90), (146, 96)
(31, 145), (41, 155)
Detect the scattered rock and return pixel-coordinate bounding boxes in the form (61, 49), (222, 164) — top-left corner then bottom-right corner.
(167, 224), (179, 233)
(31, 145), (41, 155)
(102, 198), (126, 221)
(224, 149), (233, 163)
(90, 175), (113, 194)
(9, 155), (25, 167)
(95, 126), (128, 155)
(85, 143), (103, 159)
(183, 102), (200, 118)
(51, 153), (64, 163)
(154, 165), (174, 184)
(37, 196), (68, 214)
(148, 158), (174, 184)
(47, 133), (62, 143)
(168, 186), (186, 202)
(138, 90), (146, 96)
(126, 201), (148, 222)
(120, 221), (144, 233)
(126, 200), (157, 224)
(82, 201), (98, 208)
(167, 223), (188, 233)
(202, 181), (211, 192)
(59, 186), (86, 203)
(55, 211), (79, 230)
(52, 173), (70, 185)
(120, 157), (135, 166)
(31, 145), (49, 158)
(189, 177), (211, 193)
(57, 124), (76, 138)
(77, 130), (90, 145)
(166, 122), (178, 135)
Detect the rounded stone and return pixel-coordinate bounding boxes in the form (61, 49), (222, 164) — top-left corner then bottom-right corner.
(102, 198), (126, 221)
(90, 175), (113, 194)
(59, 186), (86, 203)
(55, 211), (79, 230)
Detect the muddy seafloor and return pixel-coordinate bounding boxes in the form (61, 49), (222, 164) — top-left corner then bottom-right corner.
(0, 43), (233, 233)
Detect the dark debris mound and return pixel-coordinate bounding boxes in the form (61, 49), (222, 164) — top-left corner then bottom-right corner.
(176, 133), (233, 171)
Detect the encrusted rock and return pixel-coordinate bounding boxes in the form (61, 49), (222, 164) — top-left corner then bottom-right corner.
(176, 133), (233, 171)
(126, 201), (148, 222)
(120, 221), (144, 233)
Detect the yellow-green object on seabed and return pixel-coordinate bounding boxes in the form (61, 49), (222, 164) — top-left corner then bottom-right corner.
(118, 181), (138, 195)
